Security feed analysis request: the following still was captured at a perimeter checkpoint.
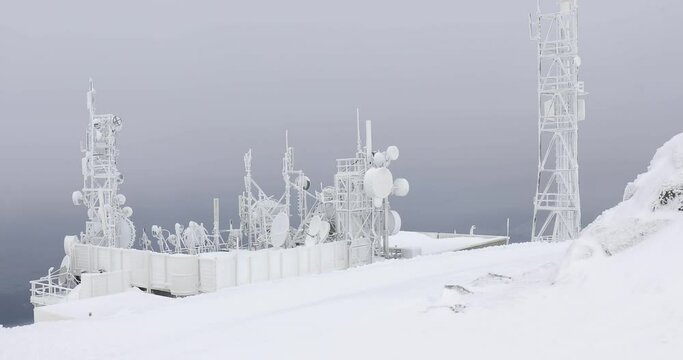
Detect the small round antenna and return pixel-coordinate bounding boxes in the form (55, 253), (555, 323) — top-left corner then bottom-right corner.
(386, 146), (400, 161)
(72, 191), (83, 206)
(392, 178), (410, 197)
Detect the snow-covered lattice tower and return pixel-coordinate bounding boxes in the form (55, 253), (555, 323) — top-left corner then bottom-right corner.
(529, 0), (586, 242)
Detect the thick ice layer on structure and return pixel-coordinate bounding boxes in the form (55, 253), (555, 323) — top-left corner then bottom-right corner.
(561, 133), (683, 274)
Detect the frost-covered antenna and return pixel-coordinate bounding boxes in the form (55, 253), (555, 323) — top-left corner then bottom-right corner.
(365, 119), (373, 161)
(529, 0), (586, 242)
(72, 79), (135, 248)
(356, 108), (361, 153)
(285, 129), (290, 152)
(87, 77), (95, 115)
(283, 130), (292, 220)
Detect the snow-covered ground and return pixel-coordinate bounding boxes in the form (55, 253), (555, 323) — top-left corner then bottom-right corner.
(2, 235), (680, 359)
(4, 135), (683, 359)
(1, 241), (570, 359)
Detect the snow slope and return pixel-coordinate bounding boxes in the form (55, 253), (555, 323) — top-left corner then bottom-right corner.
(563, 133), (683, 264)
(1, 242), (570, 360)
(3, 135), (683, 359)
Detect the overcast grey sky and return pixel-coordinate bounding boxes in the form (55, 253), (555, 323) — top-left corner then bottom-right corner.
(1, 0), (682, 325)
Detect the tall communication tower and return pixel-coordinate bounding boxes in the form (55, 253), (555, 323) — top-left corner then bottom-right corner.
(71, 79), (135, 248)
(529, 0), (586, 242)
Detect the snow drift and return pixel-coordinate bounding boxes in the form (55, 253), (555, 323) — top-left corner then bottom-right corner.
(561, 133), (683, 276)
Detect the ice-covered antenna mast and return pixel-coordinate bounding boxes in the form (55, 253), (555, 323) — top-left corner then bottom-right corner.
(529, 0), (586, 242)
(356, 108), (361, 153)
(87, 78), (95, 112)
(72, 78), (136, 248)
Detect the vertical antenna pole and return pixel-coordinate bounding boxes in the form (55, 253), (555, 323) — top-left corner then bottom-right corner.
(365, 120), (373, 161)
(213, 198), (220, 251)
(356, 108), (362, 153)
(506, 217), (510, 244)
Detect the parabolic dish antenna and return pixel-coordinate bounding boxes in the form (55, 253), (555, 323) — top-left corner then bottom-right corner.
(72, 191), (83, 206)
(296, 175), (311, 190)
(307, 215), (322, 237)
(58, 255), (71, 285)
(387, 210), (402, 236)
(392, 178), (410, 197)
(364, 167), (394, 199)
(63, 235), (78, 256)
(270, 212), (290, 248)
(386, 146), (400, 161)
(115, 215), (136, 248)
(373, 152), (386, 166)
(60, 255), (71, 271)
(318, 221), (331, 241)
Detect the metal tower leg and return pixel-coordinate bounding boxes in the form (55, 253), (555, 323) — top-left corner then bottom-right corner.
(529, 0), (586, 242)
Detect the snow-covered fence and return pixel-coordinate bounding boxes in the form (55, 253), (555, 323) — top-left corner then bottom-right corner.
(71, 240), (352, 299)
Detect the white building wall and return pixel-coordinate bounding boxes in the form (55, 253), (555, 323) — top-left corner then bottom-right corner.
(71, 240), (358, 299)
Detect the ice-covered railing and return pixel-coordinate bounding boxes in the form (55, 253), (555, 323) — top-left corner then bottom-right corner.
(29, 268), (77, 306)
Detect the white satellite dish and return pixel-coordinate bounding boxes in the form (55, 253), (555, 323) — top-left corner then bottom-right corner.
(386, 146), (400, 161)
(307, 215), (322, 237)
(387, 210), (402, 236)
(318, 221), (330, 241)
(72, 191), (83, 206)
(116, 194), (127, 205)
(58, 255), (71, 285)
(373, 152), (386, 167)
(122, 206), (133, 218)
(364, 167), (394, 199)
(392, 178), (410, 197)
(63, 235), (78, 256)
(296, 175), (311, 190)
(60, 255), (71, 271)
(270, 212), (290, 248)
(115, 216), (136, 248)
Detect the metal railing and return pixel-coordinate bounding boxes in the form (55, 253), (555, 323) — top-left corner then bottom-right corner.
(29, 270), (76, 306)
